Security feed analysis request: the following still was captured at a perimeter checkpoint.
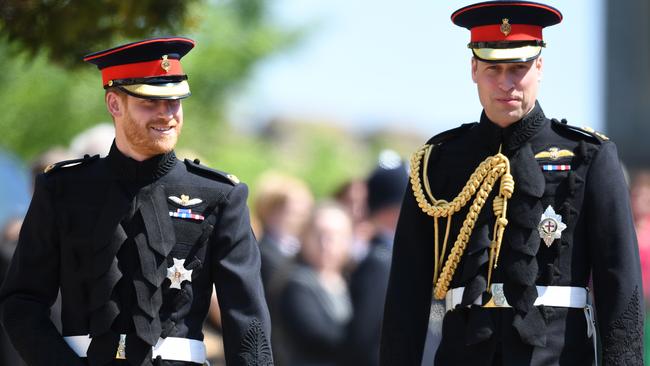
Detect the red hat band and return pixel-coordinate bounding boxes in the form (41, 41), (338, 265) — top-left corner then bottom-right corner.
(471, 23), (542, 43)
(101, 58), (184, 86)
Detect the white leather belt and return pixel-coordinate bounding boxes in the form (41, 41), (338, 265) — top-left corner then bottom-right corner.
(445, 283), (598, 366)
(64, 334), (207, 364)
(445, 283), (588, 309)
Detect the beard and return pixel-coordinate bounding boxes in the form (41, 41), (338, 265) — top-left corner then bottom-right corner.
(121, 108), (181, 158)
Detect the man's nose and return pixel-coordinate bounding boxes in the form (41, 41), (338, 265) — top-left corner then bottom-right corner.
(497, 72), (515, 91)
(157, 100), (177, 118)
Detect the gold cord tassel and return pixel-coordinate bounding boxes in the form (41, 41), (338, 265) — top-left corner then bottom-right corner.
(409, 144), (514, 300)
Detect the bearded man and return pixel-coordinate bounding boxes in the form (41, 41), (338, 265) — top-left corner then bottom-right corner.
(0, 37), (273, 366)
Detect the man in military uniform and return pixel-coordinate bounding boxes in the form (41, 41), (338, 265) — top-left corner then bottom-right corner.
(0, 37), (273, 366)
(380, 2), (644, 366)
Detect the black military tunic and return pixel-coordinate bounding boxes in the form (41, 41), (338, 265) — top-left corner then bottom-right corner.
(380, 103), (644, 365)
(0, 143), (273, 366)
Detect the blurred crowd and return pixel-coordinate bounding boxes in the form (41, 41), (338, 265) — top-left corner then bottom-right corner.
(0, 123), (649, 365)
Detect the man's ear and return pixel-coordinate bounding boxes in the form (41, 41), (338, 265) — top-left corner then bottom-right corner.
(106, 91), (125, 118)
(471, 57), (478, 83)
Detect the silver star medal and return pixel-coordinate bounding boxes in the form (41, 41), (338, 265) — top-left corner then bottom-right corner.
(538, 206), (567, 247)
(166, 258), (193, 289)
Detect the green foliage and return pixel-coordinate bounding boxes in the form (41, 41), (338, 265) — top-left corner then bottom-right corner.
(180, 2), (302, 147)
(0, 0), (199, 68)
(0, 44), (107, 158)
(209, 123), (373, 199)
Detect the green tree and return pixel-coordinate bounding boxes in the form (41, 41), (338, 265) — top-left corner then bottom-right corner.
(0, 0), (199, 68)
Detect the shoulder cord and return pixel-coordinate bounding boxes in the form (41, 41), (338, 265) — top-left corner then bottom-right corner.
(409, 144), (514, 300)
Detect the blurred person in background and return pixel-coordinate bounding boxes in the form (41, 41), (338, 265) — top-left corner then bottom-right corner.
(341, 150), (408, 366)
(333, 179), (374, 266)
(630, 171), (650, 364)
(68, 123), (115, 158)
(0, 146), (72, 366)
(254, 171), (314, 298)
(274, 202), (353, 366)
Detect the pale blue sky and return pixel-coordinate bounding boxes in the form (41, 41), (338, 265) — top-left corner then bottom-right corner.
(231, 0), (604, 136)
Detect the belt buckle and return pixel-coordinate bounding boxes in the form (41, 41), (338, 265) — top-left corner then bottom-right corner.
(483, 283), (507, 308)
(116, 334), (126, 360)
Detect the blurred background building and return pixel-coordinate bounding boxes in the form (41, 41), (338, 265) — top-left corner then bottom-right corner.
(606, 0), (650, 169)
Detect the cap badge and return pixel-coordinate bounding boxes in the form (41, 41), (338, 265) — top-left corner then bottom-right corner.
(538, 205), (567, 247)
(166, 258), (193, 289)
(500, 18), (512, 36)
(161, 55), (171, 72)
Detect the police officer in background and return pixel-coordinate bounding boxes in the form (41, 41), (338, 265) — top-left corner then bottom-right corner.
(0, 37), (273, 366)
(380, 2), (644, 365)
(342, 150), (408, 366)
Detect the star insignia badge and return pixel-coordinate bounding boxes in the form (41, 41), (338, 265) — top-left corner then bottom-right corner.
(538, 206), (567, 247)
(166, 258), (193, 289)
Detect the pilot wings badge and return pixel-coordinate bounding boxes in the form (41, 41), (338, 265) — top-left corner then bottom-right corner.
(168, 194), (203, 207)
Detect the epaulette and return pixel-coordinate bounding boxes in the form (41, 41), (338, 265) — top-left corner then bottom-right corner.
(551, 118), (608, 144)
(426, 122), (476, 145)
(43, 154), (100, 174)
(184, 158), (240, 185)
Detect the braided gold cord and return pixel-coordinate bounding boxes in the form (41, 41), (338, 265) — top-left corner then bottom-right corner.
(409, 144), (514, 300)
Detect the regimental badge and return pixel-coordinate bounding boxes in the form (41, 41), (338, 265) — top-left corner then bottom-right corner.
(168, 194), (203, 207)
(161, 55), (171, 72)
(534, 147), (574, 161)
(538, 206), (567, 247)
(501, 18), (512, 36)
(169, 208), (205, 221)
(166, 258), (193, 289)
